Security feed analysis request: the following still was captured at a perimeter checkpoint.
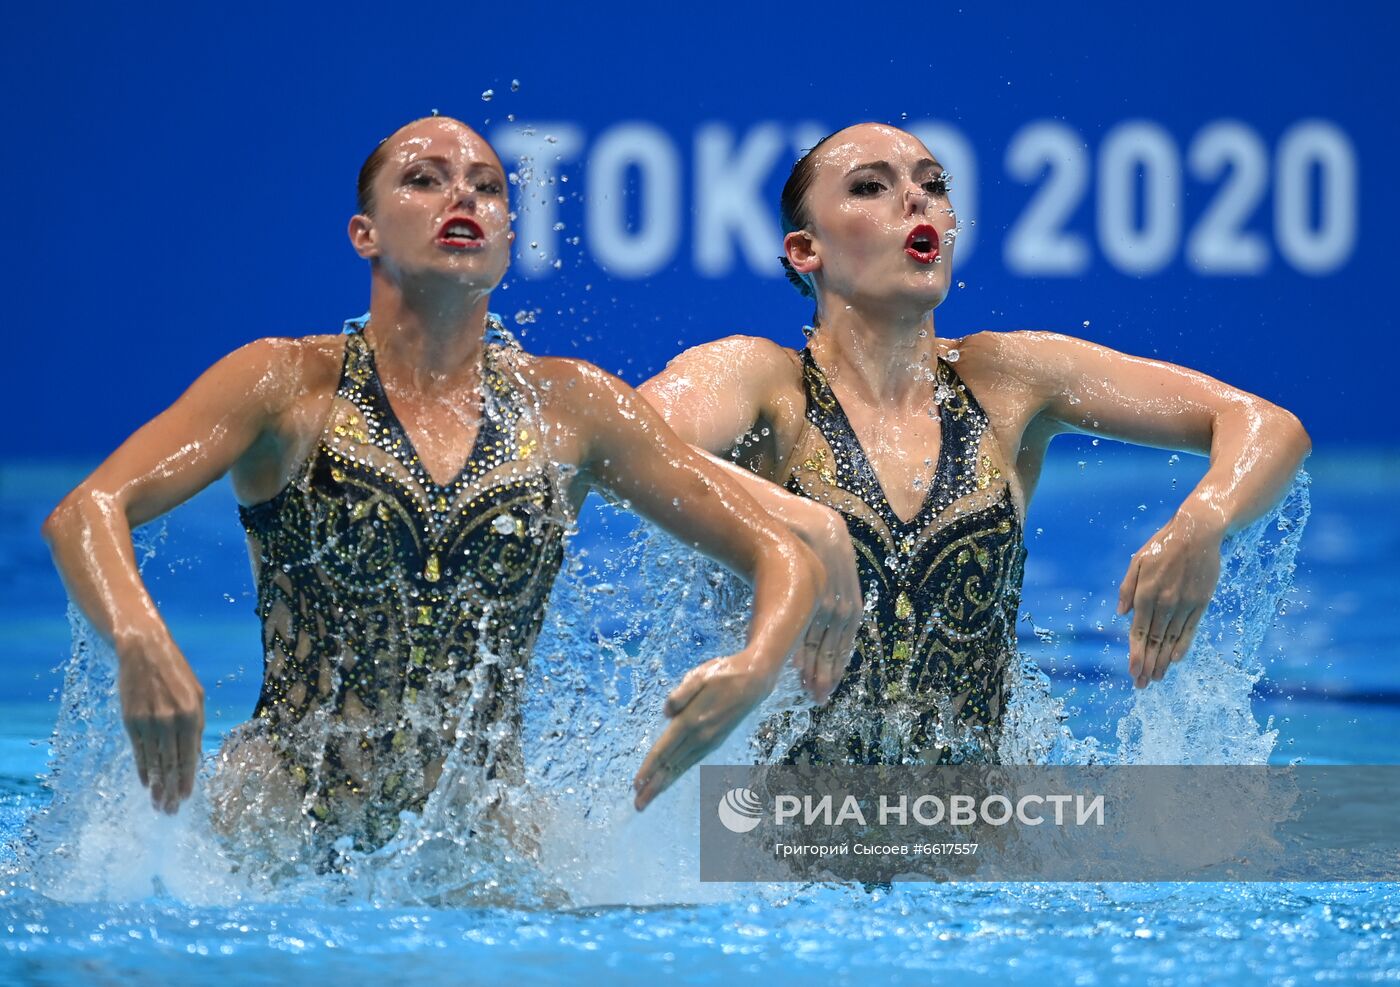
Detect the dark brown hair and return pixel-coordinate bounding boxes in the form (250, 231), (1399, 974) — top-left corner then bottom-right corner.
(356, 138), (393, 216)
(777, 132), (839, 301)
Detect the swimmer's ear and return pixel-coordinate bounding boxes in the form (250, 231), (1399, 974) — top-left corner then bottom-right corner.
(348, 213), (379, 261)
(783, 229), (820, 279)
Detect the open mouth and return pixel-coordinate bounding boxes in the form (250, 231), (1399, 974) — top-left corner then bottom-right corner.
(437, 217), (485, 249)
(904, 224), (940, 264)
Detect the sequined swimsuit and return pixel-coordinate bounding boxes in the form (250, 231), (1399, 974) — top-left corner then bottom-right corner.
(238, 325), (566, 848)
(765, 348), (1027, 765)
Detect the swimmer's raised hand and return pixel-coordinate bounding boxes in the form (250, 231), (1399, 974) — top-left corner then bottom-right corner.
(789, 499), (860, 703)
(116, 632), (205, 814)
(42, 338), (303, 817)
(1117, 505), (1224, 689)
(637, 338), (861, 704)
(543, 360), (821, 811)
(632, 650), (778, 811)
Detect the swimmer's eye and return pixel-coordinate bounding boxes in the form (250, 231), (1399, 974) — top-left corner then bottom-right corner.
(850, 180), (886, 196)
(404, 171), (441, 188)
(924, 177), (950, 197)
(476, 181), (504, 195)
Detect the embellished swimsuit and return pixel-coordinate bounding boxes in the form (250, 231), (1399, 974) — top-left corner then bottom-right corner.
(765, 348), (1027, 765)
(237, 323), (566, 849)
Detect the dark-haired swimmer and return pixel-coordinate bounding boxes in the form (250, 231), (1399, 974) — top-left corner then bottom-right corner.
(641, 123), (1311, 765)
(41, 116), (831, 851)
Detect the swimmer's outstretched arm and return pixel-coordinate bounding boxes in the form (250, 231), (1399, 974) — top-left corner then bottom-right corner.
(534, 358), (823, 811)
(41, 338), (313, 814)
(975, 329), (1312, 690)
(639, 336), (864, 703)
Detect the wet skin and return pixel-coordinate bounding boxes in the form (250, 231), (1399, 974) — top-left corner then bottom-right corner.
(640, 123), (1312, 718)
(41, 118), (832, 819)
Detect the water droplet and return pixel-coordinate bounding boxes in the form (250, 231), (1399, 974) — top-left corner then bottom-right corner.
(1082, 320), (1091, 328)
(492, 515), (515, 534)
(481, 89), (494, 101)
(946, 349), (960, 363)
(510, 79), (521, 92)
(552, 222), (565, 231)
(957, 281), (966, 289)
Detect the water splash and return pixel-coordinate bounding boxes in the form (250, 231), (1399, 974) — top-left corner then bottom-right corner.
(13, 424), (1311, 908)
(1004, 471), (1311, 767)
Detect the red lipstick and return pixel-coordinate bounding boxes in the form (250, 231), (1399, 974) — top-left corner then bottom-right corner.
(904, 224), (940, 265)
(436, 216), (485, 249)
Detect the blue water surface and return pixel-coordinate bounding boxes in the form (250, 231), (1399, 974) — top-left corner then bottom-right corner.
(2, 447), (1397, 985)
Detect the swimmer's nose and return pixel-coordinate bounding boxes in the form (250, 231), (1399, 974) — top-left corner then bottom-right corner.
(903, 186), (930, 217)
(450, 179), (479, 212)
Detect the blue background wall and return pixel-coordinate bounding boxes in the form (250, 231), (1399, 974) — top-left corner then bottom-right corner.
(1, 1), (1393, 456)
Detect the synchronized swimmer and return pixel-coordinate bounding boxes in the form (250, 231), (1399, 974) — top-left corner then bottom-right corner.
(40, 117), (1310, 861)
(641, 123), (1310, 765)
(40, 116), (833, 855)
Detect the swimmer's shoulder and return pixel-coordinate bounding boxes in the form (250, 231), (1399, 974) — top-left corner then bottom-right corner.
(205, 333), (347, 424)
(647, 333), (804, 404)
(238, 332), (345, 383)
(670, 333), (801, 378)
(511, 352), (637, 412)
(943, 328), (1083, 395)
(505, 354), (661, 461)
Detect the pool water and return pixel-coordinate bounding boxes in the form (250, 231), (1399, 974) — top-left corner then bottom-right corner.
(2, 447), (1397, 985)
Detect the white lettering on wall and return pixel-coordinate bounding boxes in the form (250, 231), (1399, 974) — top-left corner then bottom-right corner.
(1186, 120), (1269, 275)
(586, 122), (681, 277)
(1004, 121), (1092, 276)
(694, 123), (786, 277)
(1098, 120), (1180, 275)
(492, 123), (584, 278)
(1275, 119), (1357, 275)
(488, 117), (1356, 282)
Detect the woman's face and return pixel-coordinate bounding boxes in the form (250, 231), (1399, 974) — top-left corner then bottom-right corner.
(351, 118), (512, 290)
(789, 123), (955, 316)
